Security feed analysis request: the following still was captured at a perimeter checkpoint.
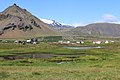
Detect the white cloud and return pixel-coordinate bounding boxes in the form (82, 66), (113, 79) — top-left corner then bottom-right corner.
(72, 14), (120, 27)
(93, 14), (120, 24)
(102, 14), (118, 22)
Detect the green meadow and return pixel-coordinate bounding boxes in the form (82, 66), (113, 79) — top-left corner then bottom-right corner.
(0, 42), (120, 80)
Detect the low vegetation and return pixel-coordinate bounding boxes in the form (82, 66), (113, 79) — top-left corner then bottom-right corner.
(0, 42), (120, 80)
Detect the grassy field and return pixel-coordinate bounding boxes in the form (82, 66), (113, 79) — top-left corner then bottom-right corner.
(0, 42), (120, 80)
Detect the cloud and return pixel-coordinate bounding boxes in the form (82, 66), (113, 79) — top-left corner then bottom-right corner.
(93, 14), (120, 24)
(102, 14), (118, 22)
(72, 14), (120, 27)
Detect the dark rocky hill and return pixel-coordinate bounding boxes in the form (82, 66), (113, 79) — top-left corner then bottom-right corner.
(0, 4), (58, 39)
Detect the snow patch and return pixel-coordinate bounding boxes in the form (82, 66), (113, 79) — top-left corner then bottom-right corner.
(40, 18), (74, 28)
(40, 18), (53, 24)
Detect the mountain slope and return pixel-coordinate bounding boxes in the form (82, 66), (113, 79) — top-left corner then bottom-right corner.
(0, 4), (58, 39)
(67, 23), (120, 37)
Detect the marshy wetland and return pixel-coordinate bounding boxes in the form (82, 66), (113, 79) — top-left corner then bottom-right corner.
(0, 42), (120, 80)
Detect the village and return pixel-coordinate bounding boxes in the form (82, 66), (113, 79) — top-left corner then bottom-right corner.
(12, 38), (115, 46)
(55, 40), (114, 45)
(0, 35), (115, 46)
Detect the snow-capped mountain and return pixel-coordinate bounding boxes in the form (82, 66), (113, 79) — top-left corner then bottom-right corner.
(40, 18), (74, 28)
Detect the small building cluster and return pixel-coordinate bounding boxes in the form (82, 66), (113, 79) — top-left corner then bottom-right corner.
(58, 40), (84, 45)
(57, 40), (114, 45)
(93, 41), (102, 44)
(92, 40), (114, 44)
(14, 38), (38, 44)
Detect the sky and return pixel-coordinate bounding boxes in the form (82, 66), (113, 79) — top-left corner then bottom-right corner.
(0, 0), (120, 26)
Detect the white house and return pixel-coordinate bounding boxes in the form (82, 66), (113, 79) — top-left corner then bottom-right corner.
(111, 41), (114, 43)
(93, 41), (101, 44)
(58, 40), (70, 44)
(76, 41), (84, 44)
(105, 40), (109, 44)
(14, 40), (18, 43)
(33, 42), (37, 44)
(58, 40), (64, 44)
(80, 41), (84, 44)
(66, 41), (70, 44)
(26, 39), (31, 43)
(76, 41), (80, 44)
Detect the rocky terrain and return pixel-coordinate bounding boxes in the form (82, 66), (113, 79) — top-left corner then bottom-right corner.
(0, 4), (58, 39)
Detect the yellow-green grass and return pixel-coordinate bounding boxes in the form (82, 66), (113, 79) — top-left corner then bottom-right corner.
(0, 42), (82, 55)
(0, 42), (120, 79)
(0, 62), (120, 80)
